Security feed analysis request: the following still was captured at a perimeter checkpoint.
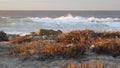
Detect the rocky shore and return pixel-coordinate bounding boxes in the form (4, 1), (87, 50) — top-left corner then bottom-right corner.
(0, 29), (120, 68)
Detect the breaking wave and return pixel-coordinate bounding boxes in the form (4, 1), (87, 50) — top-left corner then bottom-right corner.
(0, 14), (120, 35)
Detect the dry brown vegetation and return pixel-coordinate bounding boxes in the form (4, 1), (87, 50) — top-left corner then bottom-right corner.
(12, 41), (86, 58)
(8, 30), (120, 68)
(62, 60), (120, 68)
(57, 30), (120, 44)
(57, 30), (95, 48)
(9, 36), (32, 44)
(57, 30), (120, 56)
(93, 38), (120, 57)
(11, 30), (120, 57)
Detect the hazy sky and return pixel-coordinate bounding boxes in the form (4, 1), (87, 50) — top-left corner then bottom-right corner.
(0, 0), (119, 10)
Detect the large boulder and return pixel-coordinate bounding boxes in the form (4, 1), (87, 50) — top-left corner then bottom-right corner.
(30, 29), (62, 36)
(0, 31), (8, 41)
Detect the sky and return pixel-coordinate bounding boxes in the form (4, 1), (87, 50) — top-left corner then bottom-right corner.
(0, 0), (119, 10)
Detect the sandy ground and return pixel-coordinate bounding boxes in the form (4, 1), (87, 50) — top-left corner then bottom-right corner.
(0, 42), (120, 68)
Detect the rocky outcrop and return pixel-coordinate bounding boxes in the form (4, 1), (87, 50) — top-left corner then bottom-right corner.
(30, 29), (62, 36)
(0, 31), (8, 41)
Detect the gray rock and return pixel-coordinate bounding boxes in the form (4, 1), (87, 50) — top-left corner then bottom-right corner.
(0, 31), (8, 41)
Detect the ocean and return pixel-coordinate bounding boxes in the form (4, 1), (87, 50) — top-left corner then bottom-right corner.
(0, 10), (120, 35)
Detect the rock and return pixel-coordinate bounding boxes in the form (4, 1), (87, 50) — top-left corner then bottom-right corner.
(66, 44), (74, 48)
(30, 29), (62, 36)
(7, 34), (19, 41)
(48, 35), (57, 40)
(90, 45), (99, 52)
(29, 36), (42, 41)
(30, 32), (36, 36)
(0, 31), (8, 42)
(42, 35), (47, 40)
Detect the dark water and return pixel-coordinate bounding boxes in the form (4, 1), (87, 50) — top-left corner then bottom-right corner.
(0, 10), (120, 18)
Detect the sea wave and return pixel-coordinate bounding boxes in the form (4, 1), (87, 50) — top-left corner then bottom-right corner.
(0, 14), (120, 35)
(0, 14), (120, 23)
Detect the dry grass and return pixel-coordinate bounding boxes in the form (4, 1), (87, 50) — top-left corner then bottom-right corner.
(92, 38), (120, 56)
(62, 60), (120, 68)
(9, 30), (120, 67)
(57, 30), (95, 48)
(11, 30), (120, 57)
(57, 30), (120, 44)
(9, 36), (32, 44)
(57, 30), (120, 56)
(12, 41), (86, 58)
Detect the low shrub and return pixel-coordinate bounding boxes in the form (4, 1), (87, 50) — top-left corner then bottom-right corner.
(57, 30), (120, 56)
(11, 30), (120, 57)
(12, 41), (86, 58)
(9, 36), (32, 44)
(57, 30), (95, 48)
(92, 38), (120, 57)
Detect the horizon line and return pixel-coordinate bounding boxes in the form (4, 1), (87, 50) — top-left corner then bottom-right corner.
(0, 10), (120, 11)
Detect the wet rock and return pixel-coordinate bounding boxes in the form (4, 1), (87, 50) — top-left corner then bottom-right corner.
(0, 31), (8, 42)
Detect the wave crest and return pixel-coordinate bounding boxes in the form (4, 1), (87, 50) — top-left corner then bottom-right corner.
(0, 14), (120, 35)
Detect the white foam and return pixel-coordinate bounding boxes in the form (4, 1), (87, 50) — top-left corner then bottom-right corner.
(0, 14), (120, 35)
(6, 32), (30, 36)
